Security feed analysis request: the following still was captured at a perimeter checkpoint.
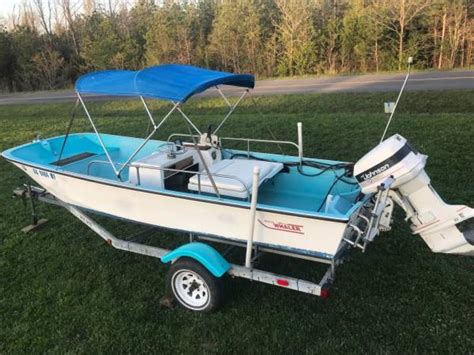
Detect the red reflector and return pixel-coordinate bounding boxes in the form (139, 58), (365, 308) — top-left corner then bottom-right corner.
(276, 279), (289, 287)
(320, 288), (330, 298)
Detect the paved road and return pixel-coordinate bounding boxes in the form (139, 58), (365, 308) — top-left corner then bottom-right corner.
(0, 70), (472, 105)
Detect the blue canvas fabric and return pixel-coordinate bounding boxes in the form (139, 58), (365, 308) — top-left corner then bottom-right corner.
(75, 64), (255, 102)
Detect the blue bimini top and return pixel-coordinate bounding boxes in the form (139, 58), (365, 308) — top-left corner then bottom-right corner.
(75, 64), (255, 103)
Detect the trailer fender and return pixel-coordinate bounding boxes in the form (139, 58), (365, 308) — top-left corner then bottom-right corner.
(161, 242), (230, 277)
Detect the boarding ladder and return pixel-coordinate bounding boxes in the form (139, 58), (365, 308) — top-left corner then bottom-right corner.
(345, 177), (395, 251)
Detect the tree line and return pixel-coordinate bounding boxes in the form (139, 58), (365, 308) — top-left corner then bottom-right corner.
(0, 0), (472, 92)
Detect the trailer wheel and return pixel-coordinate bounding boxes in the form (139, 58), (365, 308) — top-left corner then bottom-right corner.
(166, 257), (223, 312)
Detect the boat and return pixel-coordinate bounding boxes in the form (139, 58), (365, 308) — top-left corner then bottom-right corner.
(3, 64), (473, 312)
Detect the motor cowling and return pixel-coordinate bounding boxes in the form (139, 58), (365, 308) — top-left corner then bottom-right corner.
(354, 134), (474, 256)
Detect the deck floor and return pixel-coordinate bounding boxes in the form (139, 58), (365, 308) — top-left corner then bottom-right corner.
(258, 189), (320, 212)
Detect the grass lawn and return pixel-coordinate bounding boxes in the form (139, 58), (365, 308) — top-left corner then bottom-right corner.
(1, 90), (473, 353)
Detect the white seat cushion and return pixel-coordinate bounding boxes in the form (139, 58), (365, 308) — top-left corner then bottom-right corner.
(188, 159), (283, 199)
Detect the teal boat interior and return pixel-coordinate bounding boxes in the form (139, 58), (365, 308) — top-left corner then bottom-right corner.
(2, 64), (367, 220)
(2, 132), (363, 219)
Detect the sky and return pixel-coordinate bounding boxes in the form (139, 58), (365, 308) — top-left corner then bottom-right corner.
(0, 0), (21, 18)
(0, 1), (134, 25)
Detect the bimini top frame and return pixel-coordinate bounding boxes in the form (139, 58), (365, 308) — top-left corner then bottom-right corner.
(75, 64), (255, 103)
(70, 64), (255, 182)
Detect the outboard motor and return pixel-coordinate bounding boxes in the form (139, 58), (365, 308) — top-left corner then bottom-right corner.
(354, 134), (474, 256)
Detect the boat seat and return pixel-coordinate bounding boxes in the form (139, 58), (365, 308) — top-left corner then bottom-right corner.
(188, 159), (283, 199)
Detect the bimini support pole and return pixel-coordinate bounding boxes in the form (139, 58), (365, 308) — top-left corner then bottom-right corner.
(77, 92), (121, 178)
(140, 96), (156, 127)
(245, 167), (260, 268)
(216, 86), (231, 108)
(57, 98), (80, 165)
(176, 106), (202, 135)
(213, 89), (249, 135)
(297, 122), (303, 165)
(117, 101), (180, 178)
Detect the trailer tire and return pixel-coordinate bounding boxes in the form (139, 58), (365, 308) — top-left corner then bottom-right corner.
(166, 257), (223, 312)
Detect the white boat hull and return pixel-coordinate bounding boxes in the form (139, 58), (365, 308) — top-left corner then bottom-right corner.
(16, 162), (352, 259)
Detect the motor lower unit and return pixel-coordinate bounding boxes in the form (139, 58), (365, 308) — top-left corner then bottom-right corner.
(354, 134), (474, 256)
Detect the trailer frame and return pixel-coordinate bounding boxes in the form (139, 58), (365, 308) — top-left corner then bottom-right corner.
(13, 184), (346, 300)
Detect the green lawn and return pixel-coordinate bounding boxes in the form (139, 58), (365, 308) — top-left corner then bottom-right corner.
(1, 91), (473, 353)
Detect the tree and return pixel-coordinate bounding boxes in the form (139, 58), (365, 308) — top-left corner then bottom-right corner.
(145, 2), (198, 65)
(129, 0), (156, 67)
(208, 0), (265, 73)
(341, 1), (375, 72)
(80, 10), (141, 70)
(444, 0), (470, 68)
(83, 0), (96, 16)
(31, 0), (53, 39)
(9, 25), (44, 91)
(429, 0), (472, 69)
(0, 27), (14, 91)
(0, 0), (472, 93)
(371, 0), (433, 70)
(313, 0), (349, 74)
(31, 47), (66, 89)
(274, 0), (317, 76)
(194, 0), (218, 67)
(58, 0), (80, 55)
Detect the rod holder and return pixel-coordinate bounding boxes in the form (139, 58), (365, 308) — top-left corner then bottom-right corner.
(297, 122), (303, 164)
(245, 166), (260, 268)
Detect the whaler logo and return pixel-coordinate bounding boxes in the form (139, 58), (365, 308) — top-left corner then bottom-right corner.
(361, 163), (390, 181)
(258, 219), (304, 235)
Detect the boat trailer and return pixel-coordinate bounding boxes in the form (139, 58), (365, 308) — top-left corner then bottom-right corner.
(13, 183), (369, 306)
